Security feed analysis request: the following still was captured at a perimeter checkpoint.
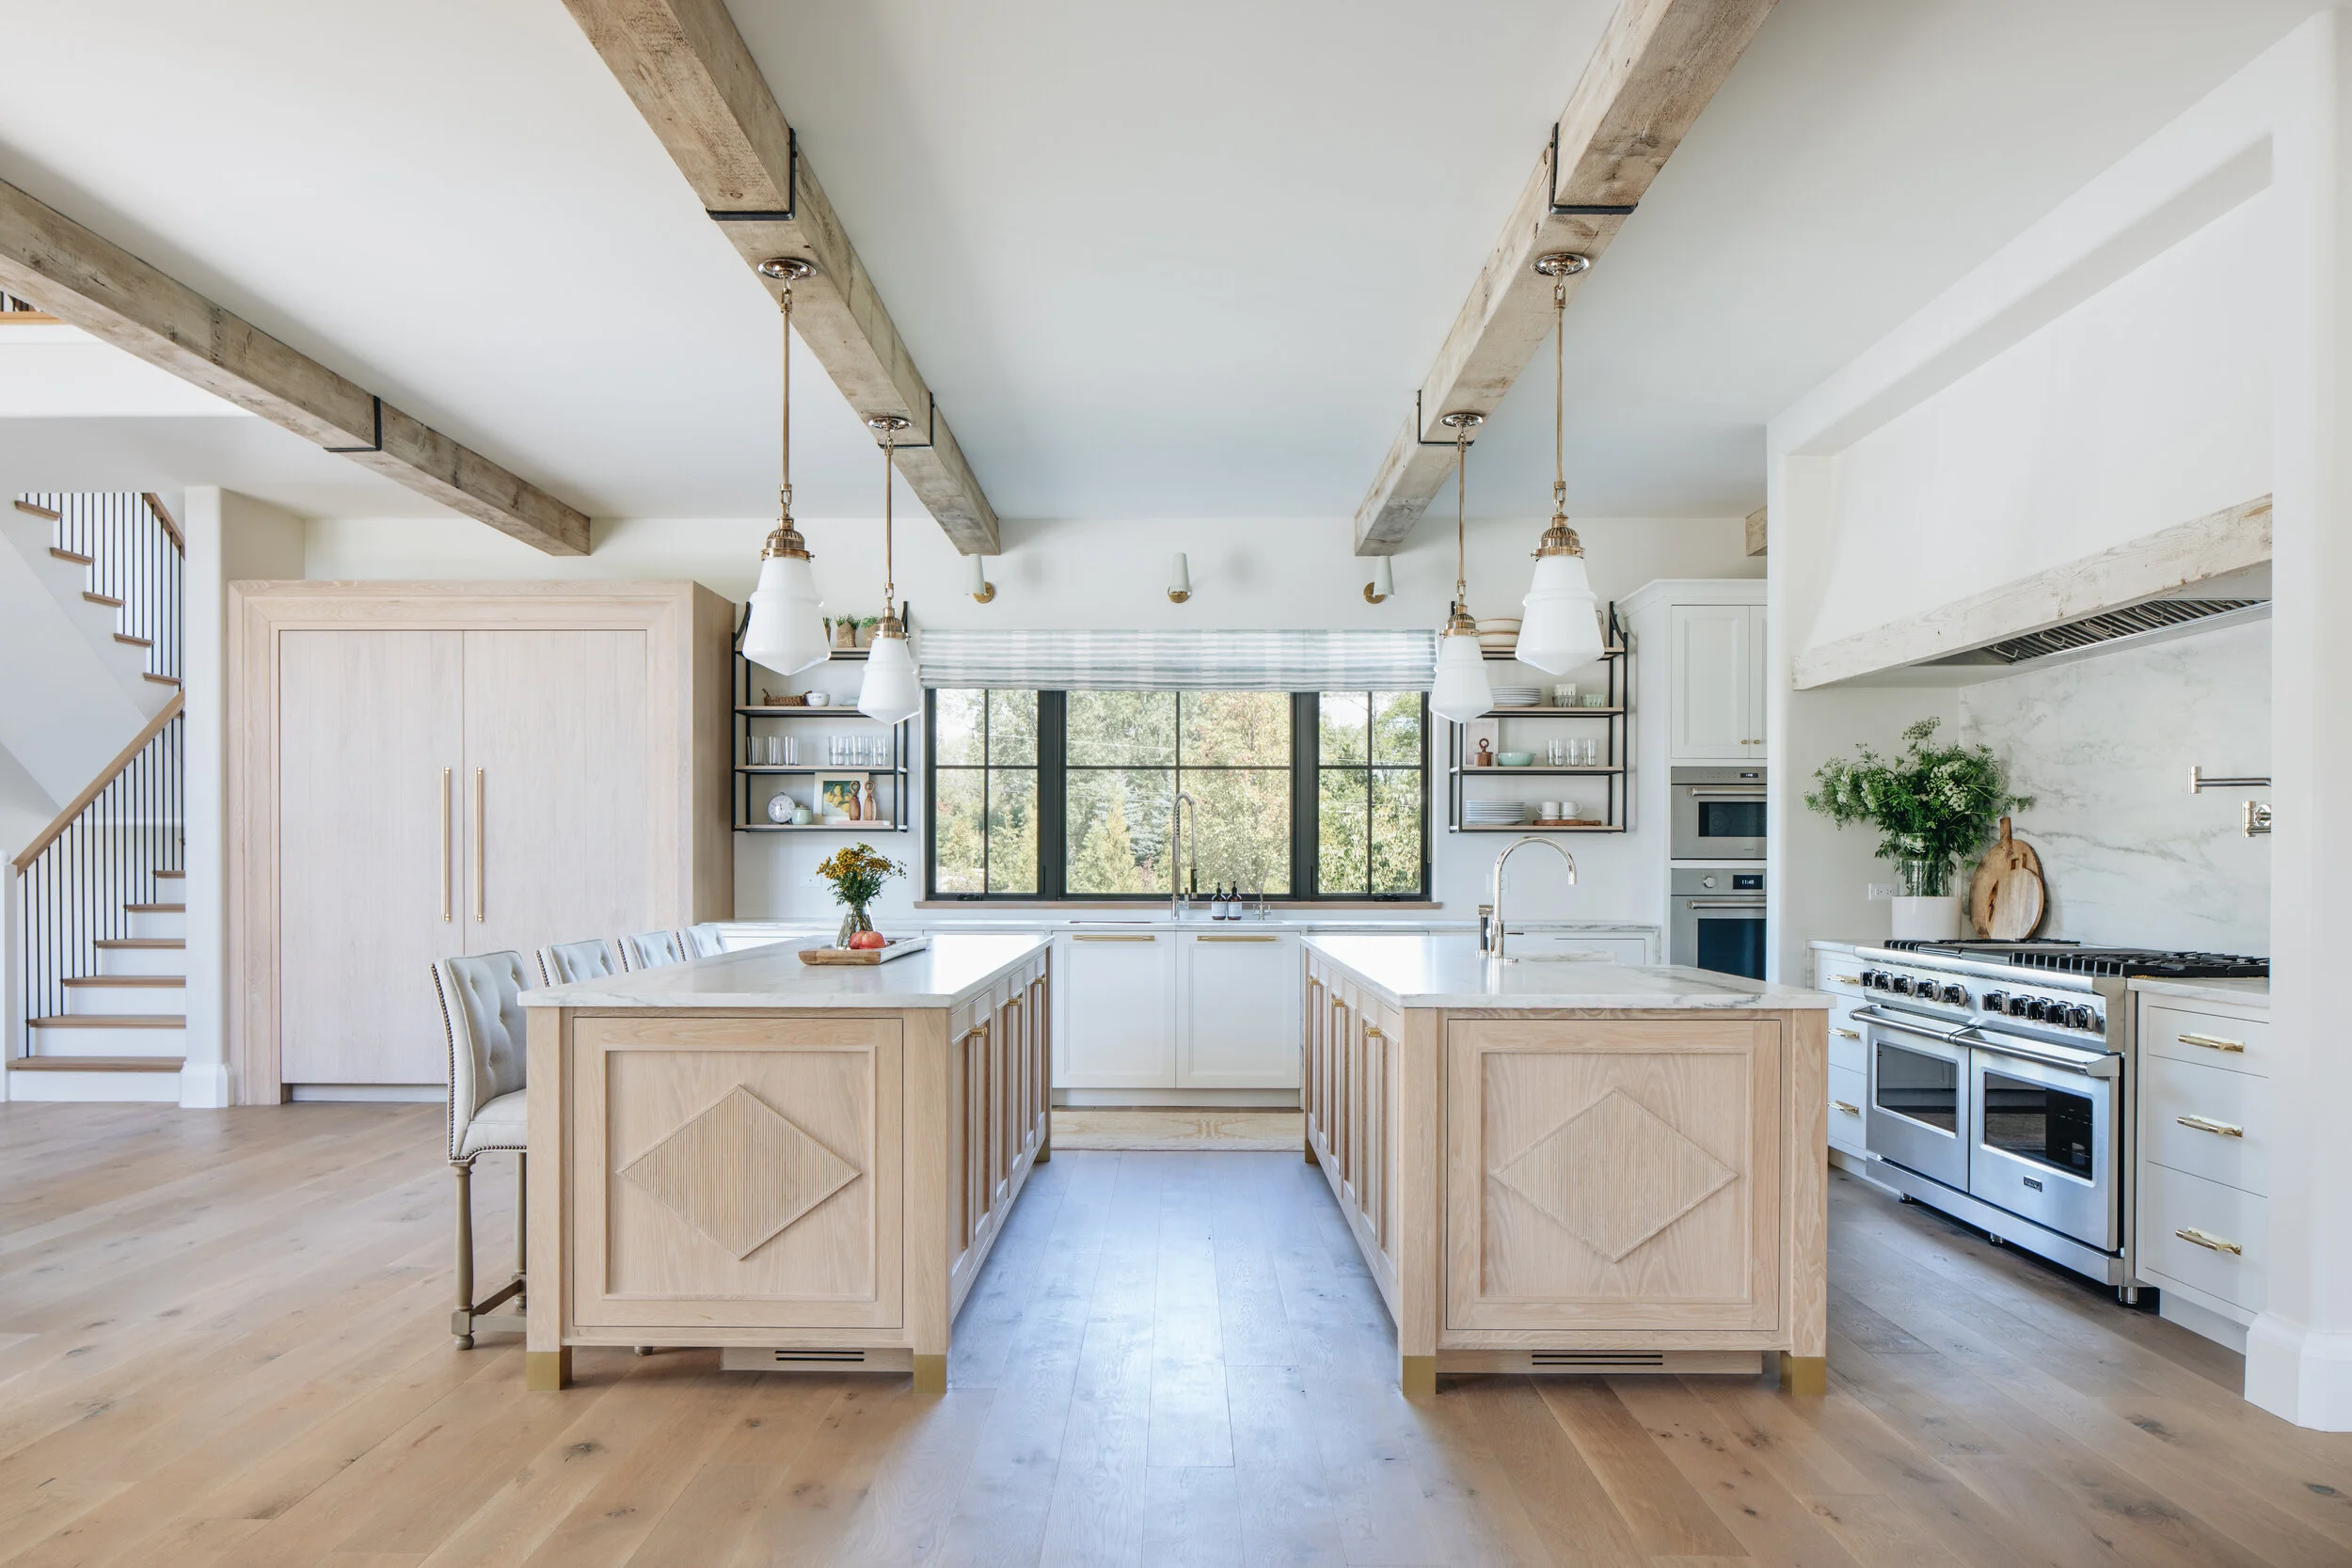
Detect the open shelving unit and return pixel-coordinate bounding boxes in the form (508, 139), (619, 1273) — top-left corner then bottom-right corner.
(1446, 602), (1631, 834)
(731, 604), (914, 833)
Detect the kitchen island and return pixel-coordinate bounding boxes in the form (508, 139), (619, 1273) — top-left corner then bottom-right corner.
(1301, 933), (1832, 1395)
(519, 933), (1051, 1393)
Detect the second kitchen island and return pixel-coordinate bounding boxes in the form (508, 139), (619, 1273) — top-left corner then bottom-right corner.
(1302, 932), (1832, 1395)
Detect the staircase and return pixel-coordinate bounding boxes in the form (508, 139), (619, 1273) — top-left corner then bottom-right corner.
(6, 493), (185, 1102)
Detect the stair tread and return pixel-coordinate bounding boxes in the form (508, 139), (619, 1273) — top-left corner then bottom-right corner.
(83, 591), (124, 608)
(63, 974), (183, 988)
(143, 673), (181, 687)
(31, 1014), (186, 1028)
(95, 937), (185, 949)
(10, 1056), (184, 1073)
(125, 902), (184, 912)
(48, 546), (92, 565)
(153, 869), (184, 879)
(114, 632), (153, 647)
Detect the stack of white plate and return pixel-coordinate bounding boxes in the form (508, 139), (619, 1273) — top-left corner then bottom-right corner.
(1463, 801), (1527, 827)
(1490, 686), (1541, 707)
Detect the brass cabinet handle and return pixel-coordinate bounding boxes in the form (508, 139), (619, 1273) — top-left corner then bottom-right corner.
(2176, 1115), (2245, 1138)
(439, 767), (453, 922)
(2177, 1032), (2246, 1054)
(1197, 933), (1279, 942)
(1836, 1028), (1860, 1040)
(2176, 1227), (2243, 1255)
(472, 767), (485, 924)
(1073, 933), (1156, 942)
(1831, 974), (1861, 986)
(1832, 1100), (1861, 1115)
(1363, 1025), (1384, 1040)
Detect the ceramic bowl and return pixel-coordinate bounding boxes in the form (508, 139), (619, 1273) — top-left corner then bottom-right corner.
(1496, 752), (1535, 768)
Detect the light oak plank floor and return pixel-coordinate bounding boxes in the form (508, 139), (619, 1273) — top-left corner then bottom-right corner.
(3, 1103), (2347, 1567)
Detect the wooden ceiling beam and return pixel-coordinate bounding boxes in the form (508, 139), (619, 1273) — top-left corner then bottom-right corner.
(0, 178), (589, 555)
(1354, 0), (1777, 554)
(564, 0), (1001, 555)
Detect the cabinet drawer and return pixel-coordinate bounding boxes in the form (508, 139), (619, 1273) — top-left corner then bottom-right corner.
(2138, 1164), (2266, 1311)
(1827, 1006), (1866, 1079)
(2141, 1053), (2268, 1196)
(1827, 1063), (1867, 1154)
(1812, 954), (1867, 1000)
(2140, 1003), (2268, 1077)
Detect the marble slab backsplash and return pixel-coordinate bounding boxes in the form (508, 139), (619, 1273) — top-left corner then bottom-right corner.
(1957, 618), (2269, 956)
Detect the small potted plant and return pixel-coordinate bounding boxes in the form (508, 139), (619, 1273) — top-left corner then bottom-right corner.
(1805, 719), (2029, 941)
(816, 842), (904, 950)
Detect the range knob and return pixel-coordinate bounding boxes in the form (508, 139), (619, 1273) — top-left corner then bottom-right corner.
(1982, 990), (2008, 1014)
(2066, 1005), (2095, 1031)
(2006, 995), (2030, 1018)
(1891, 976), (1914, 995)
(2027, 998), (2056, 1022)
(1858, 969), (1880, 989)
(1940, 983), (1968, 1006)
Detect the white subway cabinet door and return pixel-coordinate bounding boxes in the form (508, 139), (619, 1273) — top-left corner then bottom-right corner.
(1670, 604), (1754, 763)
(1056, 933), (1176, 1087)
(1179, 932), (1301, 1088)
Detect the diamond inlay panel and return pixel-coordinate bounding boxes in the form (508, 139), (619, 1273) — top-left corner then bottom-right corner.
(621, 1085), (860, 1259)
(1492, 1087), (1735, 1261)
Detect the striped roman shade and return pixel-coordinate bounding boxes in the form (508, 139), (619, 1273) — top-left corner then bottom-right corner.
(914, 628), (1438, 691)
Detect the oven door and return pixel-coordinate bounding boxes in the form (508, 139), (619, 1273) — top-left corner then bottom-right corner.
(1670, 784), (1766, 861)
(1669, 897), (1765, 978)
(1863, 1007), (1972, 1190)
(1962, 1028), (2121, 1251)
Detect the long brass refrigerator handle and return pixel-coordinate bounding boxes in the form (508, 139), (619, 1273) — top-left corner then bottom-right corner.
(473, 768), (485, 924)
(439, 768), (453, 922)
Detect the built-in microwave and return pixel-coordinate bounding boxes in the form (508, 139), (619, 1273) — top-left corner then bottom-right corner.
(1669, 766), (1765, 862)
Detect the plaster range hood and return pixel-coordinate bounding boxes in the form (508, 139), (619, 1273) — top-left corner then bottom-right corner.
(1922, 563), (2270, 672)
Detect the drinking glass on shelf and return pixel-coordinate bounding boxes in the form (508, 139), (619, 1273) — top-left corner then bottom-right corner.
(1554, 683), (1576, 707)
(784, 734), (798, 768)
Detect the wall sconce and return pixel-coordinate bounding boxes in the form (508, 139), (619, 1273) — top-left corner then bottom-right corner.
(1363, 556), (1394, 604)
(1168, 551), (1192, 604)
(967, 554), (995, 603)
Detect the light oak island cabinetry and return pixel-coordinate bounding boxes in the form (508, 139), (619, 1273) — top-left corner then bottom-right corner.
(522, 934), (1050, 1393)
(229, 581), (734, 1101)
(1302, 933), (1829, 1395)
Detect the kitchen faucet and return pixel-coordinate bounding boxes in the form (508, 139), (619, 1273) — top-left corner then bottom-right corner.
(1483, 836), (1578, 963)
(1170, 791), (1197, 915)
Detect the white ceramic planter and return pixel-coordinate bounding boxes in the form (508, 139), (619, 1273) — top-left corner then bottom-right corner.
(1890, 895), (1963, 942)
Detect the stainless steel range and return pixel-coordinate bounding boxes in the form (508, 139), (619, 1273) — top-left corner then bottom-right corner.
(1851, 940), (2266, 1298)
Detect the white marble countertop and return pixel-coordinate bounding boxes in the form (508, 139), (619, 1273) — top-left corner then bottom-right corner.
(719, 915), (1658, 937)
(1303, 932), (1831, 1010)
(523, 933), (1050, 1010)
(2128, 975), (2270, 1008)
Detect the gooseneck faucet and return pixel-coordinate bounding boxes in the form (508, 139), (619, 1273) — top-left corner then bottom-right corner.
(1484, 836), (1578, 963)
(1170, 792), (1197, 915)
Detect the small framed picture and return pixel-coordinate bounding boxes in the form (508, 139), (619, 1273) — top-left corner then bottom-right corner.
(815, 773), (866, 822)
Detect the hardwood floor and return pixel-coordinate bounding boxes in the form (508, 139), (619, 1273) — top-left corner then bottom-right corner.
(3, 1102), (2348, 1567)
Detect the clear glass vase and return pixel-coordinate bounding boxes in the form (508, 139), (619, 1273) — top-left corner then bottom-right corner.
(836, 904), (874, 948)
(1897, 857), (1952, 898)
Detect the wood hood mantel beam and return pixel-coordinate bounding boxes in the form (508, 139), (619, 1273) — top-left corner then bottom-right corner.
(1353, 0), (1777, 554)
(563, 0), (1001, 555)
(0, 178), (590, 556)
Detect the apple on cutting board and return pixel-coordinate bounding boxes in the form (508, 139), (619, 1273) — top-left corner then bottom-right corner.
(848, 930), (887, 950)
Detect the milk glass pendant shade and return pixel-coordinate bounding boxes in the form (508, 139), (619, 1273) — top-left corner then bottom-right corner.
(740, 257), (831, 676)
(856, 412), (922, 726)
(1516, 250), (1604, 675)
(1428, 410), (1492, 726)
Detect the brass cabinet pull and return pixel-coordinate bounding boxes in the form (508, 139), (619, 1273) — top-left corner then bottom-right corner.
(439, 767), (453, 922)
(2176, 1227), (2243, 1256)
(1197, 933), (1279, 942)
(1363, 1025), (1384, 1040)
(2177, 1031), (2246, 1054)
(2176, 1115), (2245, 1138)
(1832, 1100), (1860, 1115)
(1831, 974), (1861, 986)
(1836, 1028), (1860, 1039)
(1073, 932), (1156, 942)
(472, 767), (485, 924)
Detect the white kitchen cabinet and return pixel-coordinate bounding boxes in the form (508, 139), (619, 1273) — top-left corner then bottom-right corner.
(2133, 992), (2272, 1337)
(1669, 603), (1768, 764)
(1178, 930), (1301, 1089)
(1054, 931), (1178, 1087)
(1812, 946), (1870, 1159)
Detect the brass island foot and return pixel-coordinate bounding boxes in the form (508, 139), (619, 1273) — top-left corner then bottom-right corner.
(913, 1354), (947, 1396)
(525, 1348), (572, 1391)
(1400, 1355), (1437, 1400)
(1779, 1353), (1826, 1395)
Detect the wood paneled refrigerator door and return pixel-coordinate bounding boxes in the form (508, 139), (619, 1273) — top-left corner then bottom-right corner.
(461, 630), (651, 958)
(278, 630), (464, 1085)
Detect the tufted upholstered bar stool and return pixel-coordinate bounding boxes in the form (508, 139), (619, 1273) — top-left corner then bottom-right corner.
(684, 924), (726, 958)
(620, 928), (686, 971)
(432, 951), (531, 1349)
(539, 937), (620, 987)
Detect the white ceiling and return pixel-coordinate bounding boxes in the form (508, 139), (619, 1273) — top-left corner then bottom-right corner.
(0, 0), (2328, 533)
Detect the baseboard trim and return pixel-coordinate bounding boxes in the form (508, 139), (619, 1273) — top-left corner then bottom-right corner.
(179, 1060), (231, 1109)
(1055, 1087), (1300, 1108)
(2246, 1314), (2352, 1430)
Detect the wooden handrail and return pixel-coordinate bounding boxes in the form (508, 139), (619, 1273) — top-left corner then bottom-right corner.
(11, 692), (183, 874)
(140, 493), (184, 554)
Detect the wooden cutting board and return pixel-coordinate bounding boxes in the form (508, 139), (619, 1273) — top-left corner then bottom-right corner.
(1968, 817), (2046, 940)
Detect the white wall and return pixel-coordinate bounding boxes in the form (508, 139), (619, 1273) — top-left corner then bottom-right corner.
(1956, 620), (2270, 954)
(183, 487), (304, 1108)
(304, 510), (1757, 927)
(0, 740), (55, 862)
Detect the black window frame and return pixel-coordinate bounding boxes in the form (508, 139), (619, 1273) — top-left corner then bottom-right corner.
(924, 688), (1429, 902)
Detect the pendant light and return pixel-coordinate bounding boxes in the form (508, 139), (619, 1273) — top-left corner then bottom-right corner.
(1516, 252), (1605, 673)
(856, 414), (923, 725)
(739, 258), (832, 677)
(1429, 411), (1494, 726)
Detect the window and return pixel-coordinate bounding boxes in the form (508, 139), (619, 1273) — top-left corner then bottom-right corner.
(926, 689), (1425, 900)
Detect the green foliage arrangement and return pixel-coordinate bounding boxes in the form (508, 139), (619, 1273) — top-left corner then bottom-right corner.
(1804, 720), (2030, 895)
(815, 843), (904, 912)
